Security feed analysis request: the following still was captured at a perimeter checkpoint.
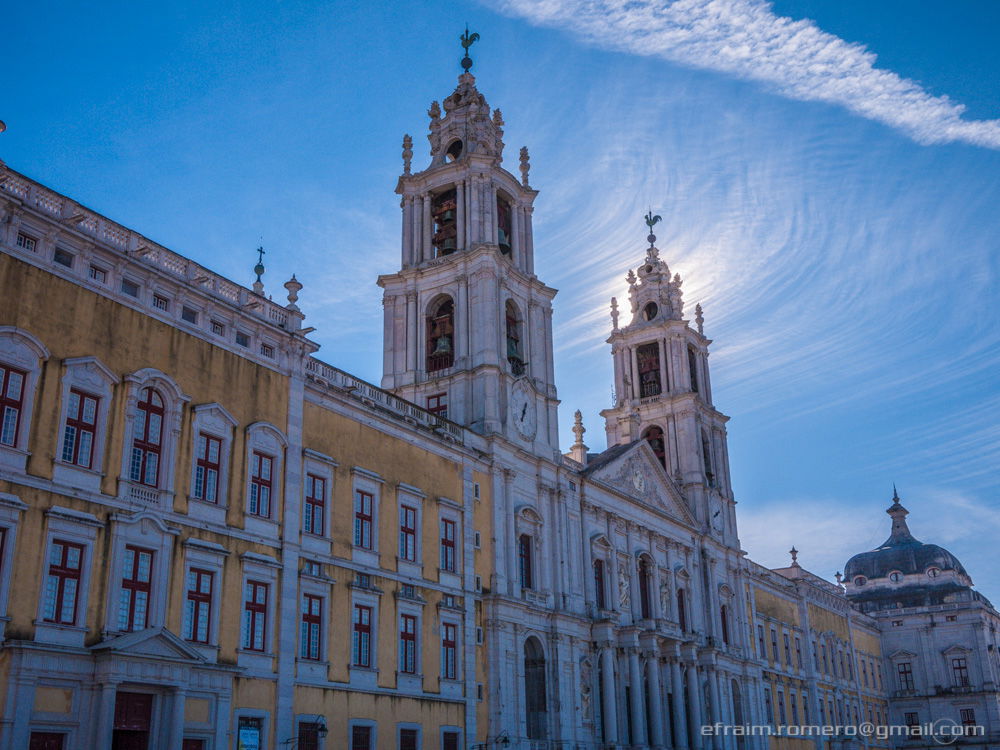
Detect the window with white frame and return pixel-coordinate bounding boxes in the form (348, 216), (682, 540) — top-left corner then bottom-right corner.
(304, 474), (326, 536)
(188, 404), (236, 520)
(244, 423), (285, 527)
(301, 450), (336, 555)
(0, 327), (49, 470)
(238, 553), (281, 663)
(104, 512), (178, 635)
(440, 518), (456, 573)
(53, 357), (117, 488)
(120, 369), (189, 503)
(43, 539), (84, 624)
(399, 613), (418, 674)
(117, 545), (154, 631)
(300, 593), (323, 660)
(353, 603), (374, 667)
(243, 580), (269, 652)
(351, 469), (383, 561)
(395, 484), (424, 575)
(194, 433), (222, 503)
(182, 537), (227, 656)
(515, 506), (544, 592)
(399, 505), (417, 561)
(355, 490), (374, 549)
(441, 621), (458, 680)
(37, 506), (100, 645)
(0, 494), (26, 619)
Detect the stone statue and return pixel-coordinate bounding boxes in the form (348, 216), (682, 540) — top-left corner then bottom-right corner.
(618, 559), (631, 608)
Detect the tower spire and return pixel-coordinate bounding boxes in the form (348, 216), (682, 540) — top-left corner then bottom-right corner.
(883, 486), (916, 546)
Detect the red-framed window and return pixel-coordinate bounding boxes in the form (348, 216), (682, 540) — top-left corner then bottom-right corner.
(952, 657), (970, 687)
(300, 594), (322, 660)
(352, 604), (372, 667)
(193, 433), (222, 503)
(440, 518), (456, 572)
(129, 387), (163, 487)
(242, 580), (268, 651)
(118, 546), (154, 632)
(399, 505), (417, 561)
(303, 474), (325, 535)
(354, 490), (374, 549)
(248, 451), (274, 518)
(518, 534), (533, 589)
(593, 559), (606, 610)
(898, 661), (914, 691)
(442, 621), (458, 679)
(399, 613), (417, 674)
(184, 568), (213, 643)
(0, 364), (26, 447)
(43, 540), (83, 624)
(960, 708), (977, 727)
(61, 389), (99, 468)
(425, 393), (448, 417)
(351, 725), (372, 750)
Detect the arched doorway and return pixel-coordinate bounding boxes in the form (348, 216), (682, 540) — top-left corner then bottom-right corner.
(524, 636), (548, 739)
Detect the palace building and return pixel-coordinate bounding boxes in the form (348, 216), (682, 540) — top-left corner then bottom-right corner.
(0, 36), (997, 750)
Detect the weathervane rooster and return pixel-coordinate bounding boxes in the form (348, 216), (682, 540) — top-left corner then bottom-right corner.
(460, 26), (480, 73)
(644, 210), (661, 247)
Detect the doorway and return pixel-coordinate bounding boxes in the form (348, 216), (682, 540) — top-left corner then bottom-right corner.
(112, 691), (153, 750)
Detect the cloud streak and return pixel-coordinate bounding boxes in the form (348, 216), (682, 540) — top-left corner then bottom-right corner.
(491, 0), (1000, 150)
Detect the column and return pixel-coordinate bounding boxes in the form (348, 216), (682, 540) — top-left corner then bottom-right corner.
(94, 683), (118, 749)
(686, 659), (704, 750)
(511, 201), (521, 266)
(422, 194), (432, 259)
(167, 688), (187, 748)
(647, 656), (666, 748)
(456, 275), (468, 367)
(469, 175), (480, 244)
(525, 205), (535, 274)
(405, 292), (418, 374)
(660, 658), (675, 750)
(671, 655), (689, 750)
(489, 182), (499, 245)
(602, 646), (620, 746)
(456, 181), (465, 252)
(629, 647), (648, 746)
(709, 669), (723, 750)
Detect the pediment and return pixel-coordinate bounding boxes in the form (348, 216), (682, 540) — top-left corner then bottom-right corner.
(888, 648), (917, 660)
(942, 644), (972, 655)
(91, 627), (206, 663)
(586, 442), (695, 525)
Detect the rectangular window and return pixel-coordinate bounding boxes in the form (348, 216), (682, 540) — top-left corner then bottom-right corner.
(297, 722), (320, 750)
(211, 320), (225, 336)
(60, 389), (99, 468)
(152, 294), (169, 311)
(242, 580), (268, 651)
(130, 388), (163, 487)
(783, 633), (791, 664)
(399, 613), (417, 674)
(248, 451), (273, 518)
(399, 505), (417, 561)
(518, 534), (533, 589)
(795, 636), (803, 669)
(260, 343), (274, 358)
(862, 659), (868, 687)
(239, 718), (263, 750)
(351, 725), (372, 750)
(89, 265), (107, 283)
(952, 657), (970, 687)
(777, 690), (786, 724)
(636, 341), (662, 397)
(193, 433), (222, 503)
(118, 546), (153, 631)
(235, 331), (250, 348)
(352, 604), (372, 667)
(960, 708), (976, 727)
(16, 232), (37, 252)
(121, 278), (140, 297)
(594, 559), (607, 610)
(0, 364), (26, 447)
(354, 490), (374, 549)
(440, 518), (456, 572)
(184, 568), (213, 643)
(303, 474), (326, 535)
(897, 662), (915, 691)
(442, 621), (457, 680)
(300, 594), (322, 660)
(399, 728), (418, 750)
(770, 628), (779, 662)
(426, 392), (448, 417)
(822, 643), (828, 673)
(757, 625), (766, 659)
(53, 248), (74, 267)
(791, 693), (799, 725)
(43, 540), (83, 624)
(181, 306), (198, 323)
(905, 712), (919, 728)
(764, 687), (774, 725)
(442, 731), (459, 750)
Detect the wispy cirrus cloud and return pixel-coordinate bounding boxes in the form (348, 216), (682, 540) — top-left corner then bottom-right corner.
(490, 0), (1000, 150)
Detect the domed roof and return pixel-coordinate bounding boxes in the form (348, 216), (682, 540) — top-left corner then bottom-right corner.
(844, 490), (969, 582)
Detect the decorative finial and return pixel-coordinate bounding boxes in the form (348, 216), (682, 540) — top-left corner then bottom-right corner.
(892, 483), (900, 503)
(789, 546), (799, 566)
(695, 303), (704, 335)
(570, 409), (589, 465)
(519, 146), (530, 187)
(401, 134), (413, 175)
(284, 274), (302, 312)
(626, 269), (637, 286)
(644, 209), (661, 247)
(835, 571), (844, 585)
(610, 297), (620, 330)
(460, 26), (480, 73)
(428, 101), (441, 122)
(572, 410), (586, 443)
(253, 245), (266, 295)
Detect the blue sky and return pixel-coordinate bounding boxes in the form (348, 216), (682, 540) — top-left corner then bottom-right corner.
(4, 0), (999, 599)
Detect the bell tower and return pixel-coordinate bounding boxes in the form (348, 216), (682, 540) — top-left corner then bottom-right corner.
(378, 32), (559, 450)
(599, 215), (737, 539)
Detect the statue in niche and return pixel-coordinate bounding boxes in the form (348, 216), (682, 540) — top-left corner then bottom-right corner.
(579, 656), (593, 721)
(618, 560), (631, 608)
(660, 581), (672, 620)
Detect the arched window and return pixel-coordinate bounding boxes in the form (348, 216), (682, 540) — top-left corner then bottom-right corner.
(720, 603), (730, 645)
(593, 559), (607, 610)
(426, 298), (455, 372)
(643, 302), (658, 321)
(687, 345), (700, 393)
(130, 387), (164, 487)
(518, 534), (533, 589)
(497, 197), (512, 255)
(642, 425), (666, 468)
(638, 557), (653, 620)
(506, 300), (525, 375)
(524, 637), (548, 739)
(637, 342), (662, 396)
(676, 587), (687, 631)
(702, 430), (715, 487)
(432, 188), (458, 256)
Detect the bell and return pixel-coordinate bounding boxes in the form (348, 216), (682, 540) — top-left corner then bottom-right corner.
(432, 336), (452, 355)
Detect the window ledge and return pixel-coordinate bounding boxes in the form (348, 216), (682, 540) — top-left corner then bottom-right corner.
(33, 620), (88, 647)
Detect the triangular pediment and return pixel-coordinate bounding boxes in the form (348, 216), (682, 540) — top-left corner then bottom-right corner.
(942, 643), (972, 656)
(585, 441), (695, 525)
(91, 627), (206, 663)
(888, 648), (918, 660)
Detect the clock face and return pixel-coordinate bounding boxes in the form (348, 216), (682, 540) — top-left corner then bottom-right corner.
(509, 381), (537, 440)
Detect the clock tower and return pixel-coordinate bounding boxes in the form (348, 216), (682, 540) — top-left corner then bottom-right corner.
(378, 41), (560, 450)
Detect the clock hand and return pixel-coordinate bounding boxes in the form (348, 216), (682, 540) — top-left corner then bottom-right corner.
(520, 403), (528, 420)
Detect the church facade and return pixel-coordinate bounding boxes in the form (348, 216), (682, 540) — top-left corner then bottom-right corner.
(0, 42), (995, 750)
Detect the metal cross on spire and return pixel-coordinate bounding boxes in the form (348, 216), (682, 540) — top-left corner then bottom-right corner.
(460, 26), (480, 73)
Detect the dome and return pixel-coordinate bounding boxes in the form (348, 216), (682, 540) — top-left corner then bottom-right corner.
(844, 490), (969, 583)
